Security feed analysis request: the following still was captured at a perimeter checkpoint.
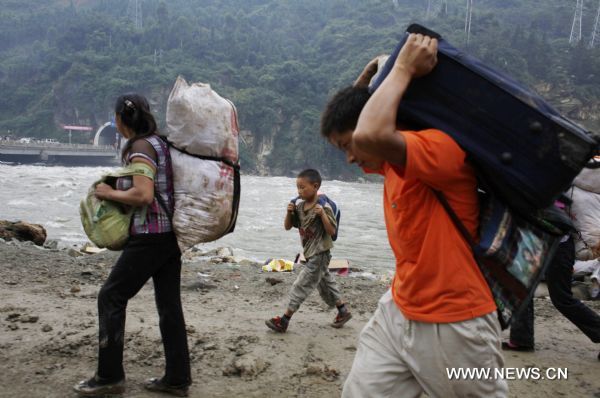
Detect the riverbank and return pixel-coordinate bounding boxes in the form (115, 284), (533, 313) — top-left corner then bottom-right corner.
(1, 240), (599, 397)
(0, 166), (395, 271)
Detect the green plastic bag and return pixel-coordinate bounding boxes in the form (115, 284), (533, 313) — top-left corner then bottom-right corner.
(80, 163), (155, 250)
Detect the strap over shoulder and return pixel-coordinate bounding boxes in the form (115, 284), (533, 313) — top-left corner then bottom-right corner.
(101, 162), (156, 182)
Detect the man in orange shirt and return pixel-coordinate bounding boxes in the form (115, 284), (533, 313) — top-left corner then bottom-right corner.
(321, 34), (508, 397)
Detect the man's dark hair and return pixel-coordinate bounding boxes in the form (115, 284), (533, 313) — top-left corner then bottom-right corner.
(297, 169), (322, 188)
(320, 85), (371, 138)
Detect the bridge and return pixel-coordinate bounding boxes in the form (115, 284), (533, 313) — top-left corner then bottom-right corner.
(0, 140), (119, 165)
(0, 122), (122, 165)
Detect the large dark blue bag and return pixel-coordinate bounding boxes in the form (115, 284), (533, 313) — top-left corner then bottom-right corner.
(370, 24), (598, 214)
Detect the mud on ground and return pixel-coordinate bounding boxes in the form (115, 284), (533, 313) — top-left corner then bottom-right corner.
(0, 241), (599, 397)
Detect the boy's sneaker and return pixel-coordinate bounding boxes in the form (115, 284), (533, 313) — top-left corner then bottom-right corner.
(144, 377), (189, 397)
(265, 316), (288, 333)
(331, 311), (352, 328)
(73, 376), (125, 396)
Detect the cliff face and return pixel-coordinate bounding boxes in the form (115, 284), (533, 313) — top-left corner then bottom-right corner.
(536, 83), (600, 133)
(574, 103), (600, 132)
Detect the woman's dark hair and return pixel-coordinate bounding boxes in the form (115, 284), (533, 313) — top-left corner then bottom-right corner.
(115, 93), (158, 163)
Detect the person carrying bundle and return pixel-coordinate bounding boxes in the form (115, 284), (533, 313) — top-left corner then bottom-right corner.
(265, 169), (352, 333)
(321, 34), (507, 397)
(74, 94), (191, 397)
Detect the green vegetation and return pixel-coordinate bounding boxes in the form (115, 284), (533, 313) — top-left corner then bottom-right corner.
(1, 0), (599, 177)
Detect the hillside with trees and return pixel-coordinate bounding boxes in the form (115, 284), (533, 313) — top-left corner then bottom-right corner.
(1, 0), (599, 177)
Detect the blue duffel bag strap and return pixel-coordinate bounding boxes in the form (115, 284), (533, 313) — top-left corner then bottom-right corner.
(432, 188), (565, 331)
(432, 189), (476, 247)
(432, 189), (514, 329)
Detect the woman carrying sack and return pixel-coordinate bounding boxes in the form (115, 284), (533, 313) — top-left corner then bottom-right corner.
(74, 94), (191, 397)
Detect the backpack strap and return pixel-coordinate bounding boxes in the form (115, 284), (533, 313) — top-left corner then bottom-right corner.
(432, 189), (511, 330)
(432, 190), (475, 248)
(144, 135), (174, 222)
(155, 192), (173, 221)
(162, 136), (239, 170)
(316, 194), (340, 241)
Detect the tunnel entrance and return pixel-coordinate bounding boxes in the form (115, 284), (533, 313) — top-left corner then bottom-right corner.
(94, 122), (121, 148)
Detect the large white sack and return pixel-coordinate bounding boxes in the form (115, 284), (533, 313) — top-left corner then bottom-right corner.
(569, 186), (600, 260)
(573, 165), (600, 194)
(165, 76), (239, 163)
(574, 259), (600, 274)
(170, 148), (236, 252)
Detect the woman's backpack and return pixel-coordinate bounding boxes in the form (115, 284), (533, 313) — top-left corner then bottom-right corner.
(164, 76), (241, 252)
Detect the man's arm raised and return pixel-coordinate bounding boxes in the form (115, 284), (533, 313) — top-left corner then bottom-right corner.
(352, 34), (438, 168)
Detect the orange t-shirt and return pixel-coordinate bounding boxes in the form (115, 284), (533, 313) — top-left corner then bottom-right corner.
(382, 129), (496, 323)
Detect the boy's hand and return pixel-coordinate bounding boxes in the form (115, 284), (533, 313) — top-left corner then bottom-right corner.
(395, 33), (438, 78)
(314, 204), (324, 216)
(287, 203), (295, 214)
(315, 205), (336, 237)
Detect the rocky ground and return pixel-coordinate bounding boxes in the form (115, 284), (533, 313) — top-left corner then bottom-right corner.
(0, 239), (599, 398)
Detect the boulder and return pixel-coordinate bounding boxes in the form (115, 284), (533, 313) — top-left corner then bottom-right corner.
(0, 220), (46, 246)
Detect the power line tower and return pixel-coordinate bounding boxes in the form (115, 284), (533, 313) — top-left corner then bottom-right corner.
(465, 0), (474, 46)
(591, 0), (600, 48)
(570, 0), (584, 44)
(127, 0), (143, 30)
(153, 49), (164, 65)
(426, 0), (448, 19)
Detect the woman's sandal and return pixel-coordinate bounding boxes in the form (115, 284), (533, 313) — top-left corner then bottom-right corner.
(144, 377), (189, 397)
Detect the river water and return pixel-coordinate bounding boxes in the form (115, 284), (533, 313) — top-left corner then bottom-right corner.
(0, 164), (395, 272)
